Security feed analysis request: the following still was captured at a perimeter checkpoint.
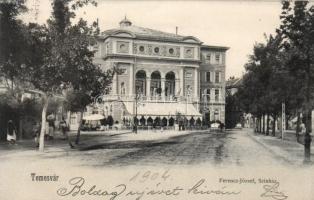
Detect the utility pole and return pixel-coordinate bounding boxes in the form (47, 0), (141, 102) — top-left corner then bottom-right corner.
(133, 89), (138, 134)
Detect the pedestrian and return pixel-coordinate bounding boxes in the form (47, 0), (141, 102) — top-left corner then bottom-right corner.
(59, 118), (67, 139)
(7, 120), (17, 145)
(48, 118), (55, 140)
(220, 123), (225, 132)
(300, 123), (306, 134)
(33, 122), (41, 147)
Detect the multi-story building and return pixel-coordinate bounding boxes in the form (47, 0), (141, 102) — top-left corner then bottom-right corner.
(199, 45), (228, 125)
(69, 17), (228, 129)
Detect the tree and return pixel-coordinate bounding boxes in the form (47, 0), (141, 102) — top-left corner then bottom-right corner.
(0, 0), (112, 151)
(277, 0), (314, 161)
(46, 0), (113, 146)
(0, 1), (31, 138)
(17, 0), (110, 151)
(225, 93), (242, 129)
(0, 1), (27, 90)
(237, 33), (292, 136)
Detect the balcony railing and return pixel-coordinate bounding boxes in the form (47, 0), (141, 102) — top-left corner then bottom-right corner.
(100, 94), (201, 103)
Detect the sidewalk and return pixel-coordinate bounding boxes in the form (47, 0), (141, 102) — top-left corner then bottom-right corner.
(246, 128), (314, 165)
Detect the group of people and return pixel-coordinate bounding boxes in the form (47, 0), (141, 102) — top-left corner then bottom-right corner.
(6, 118), (68, 147)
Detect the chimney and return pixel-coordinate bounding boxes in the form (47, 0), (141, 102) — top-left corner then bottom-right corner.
(176, 26), (178, 35)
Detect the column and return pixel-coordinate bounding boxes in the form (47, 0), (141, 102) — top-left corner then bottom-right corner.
(129, 64), (134, 96)
(161, 78), (165, 100)
(112, 73), (117, 95)
(146, 77), (151, 98)
(194, 68), (198, 98)
(180, 68), (184, 96)
(175, 79), (180, 96)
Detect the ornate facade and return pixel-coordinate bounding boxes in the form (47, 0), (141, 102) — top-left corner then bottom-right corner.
(70, 18), (228, 129)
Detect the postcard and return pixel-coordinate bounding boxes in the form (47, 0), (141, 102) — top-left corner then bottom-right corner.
(0, 0), (313, 200)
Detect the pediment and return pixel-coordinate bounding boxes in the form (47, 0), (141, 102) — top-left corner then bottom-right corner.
(182, 36), (201, 43)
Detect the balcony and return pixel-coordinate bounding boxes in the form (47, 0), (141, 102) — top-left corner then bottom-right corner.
(101, 94), (200, 103)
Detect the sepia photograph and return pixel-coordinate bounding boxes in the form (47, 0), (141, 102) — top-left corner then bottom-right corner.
(0, 0), (314, 199)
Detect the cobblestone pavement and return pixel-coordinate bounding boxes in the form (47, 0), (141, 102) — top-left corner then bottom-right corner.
(0, 129), (312, 168)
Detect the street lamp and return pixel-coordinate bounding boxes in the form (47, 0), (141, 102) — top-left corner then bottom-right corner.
(202, 93), (211, 126)
(133, 88), (145, 134)
(185, 87), (192, 130)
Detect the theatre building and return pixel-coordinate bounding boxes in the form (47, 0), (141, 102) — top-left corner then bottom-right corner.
(69, 18), (228, 130)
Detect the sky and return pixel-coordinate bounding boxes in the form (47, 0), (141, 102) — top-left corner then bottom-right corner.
(22, 0), (283, 79)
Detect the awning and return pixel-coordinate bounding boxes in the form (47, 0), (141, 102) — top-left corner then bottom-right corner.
(83, 114), (105, 120)
(123, 102), (202, 117)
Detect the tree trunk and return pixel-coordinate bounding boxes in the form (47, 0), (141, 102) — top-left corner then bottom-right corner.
(262, 115), (265, 134)
(259, 117), (262, 133)
(39, 94), (49, 152)
(296, 111), (301, 142)
(266, 114), (270, 136)
(253, 117), (257, 133)
(75, 110), (83, 145)
(272, 115), (276, 136)
(304, 109), (312, 162)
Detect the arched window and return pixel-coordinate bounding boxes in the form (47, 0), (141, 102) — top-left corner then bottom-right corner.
(151, 71), (161, 97)
(135, 70), (146, 95)
(165, 71), (176, 99)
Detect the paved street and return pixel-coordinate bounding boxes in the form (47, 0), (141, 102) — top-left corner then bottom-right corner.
(1, 128), (311, 168)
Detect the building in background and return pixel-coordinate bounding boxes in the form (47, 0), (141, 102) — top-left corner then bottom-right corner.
(69, 17), (228, 129)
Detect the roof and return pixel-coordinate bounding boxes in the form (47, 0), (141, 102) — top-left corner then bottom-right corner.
(226, 78), (242, 88)
(101, 18), (202, 44)
(201, 44), (229, 51)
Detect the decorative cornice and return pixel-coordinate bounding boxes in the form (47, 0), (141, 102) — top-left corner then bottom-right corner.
(103, 54), (202, 64)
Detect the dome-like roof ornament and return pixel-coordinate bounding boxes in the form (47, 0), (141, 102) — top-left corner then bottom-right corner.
(119, 16), (132, 27)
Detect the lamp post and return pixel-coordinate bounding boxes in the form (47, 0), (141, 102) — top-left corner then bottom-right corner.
(185, 95), (188, 130)
(202, 93), (210, 126)
(133, 89), (138, 134)
(133, 88), (145, 134)
(185, 87), (192, 129)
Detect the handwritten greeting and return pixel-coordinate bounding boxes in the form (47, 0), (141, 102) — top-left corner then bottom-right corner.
(55, 170), (287, 200)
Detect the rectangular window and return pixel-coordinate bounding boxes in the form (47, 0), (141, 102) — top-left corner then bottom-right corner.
(206, 89), (211, 96)
(215, 72), (220, 83)
(206, 54), (211, 62)
(206, 72), (211, 82)
(215, 53), (220, 63)
(215, 89), (219, 101)
(105, 42), (110, 54)
(206, 89), (211, 101)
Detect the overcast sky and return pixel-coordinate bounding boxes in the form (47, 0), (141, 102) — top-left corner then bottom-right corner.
(23, 0), (283, 79)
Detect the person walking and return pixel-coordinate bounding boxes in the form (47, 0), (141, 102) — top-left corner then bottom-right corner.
(7, 120), (17, 145)
(59, 118), (74, 148)
(33, 122), (41, 147)
(48, 118), (55, 140)
(59, 118), (67, 139)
